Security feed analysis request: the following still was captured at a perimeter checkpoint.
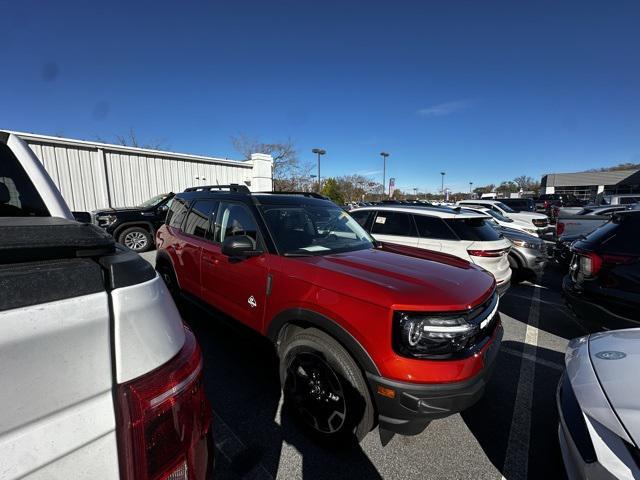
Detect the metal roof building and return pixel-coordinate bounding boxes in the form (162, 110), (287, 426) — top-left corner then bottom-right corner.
(541, 169), (640, 200)
(12, 131), (273, 211)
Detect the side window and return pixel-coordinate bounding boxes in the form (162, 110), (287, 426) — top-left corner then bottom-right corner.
(349, 210), (372, 230)
(215, 202), (259, 243)
(167, 198), (188, 229)
(183, 199), (219, 240)
(414, 215), (457, 240)
(0, 143), (49, 217)
(371, 211), (416, 237)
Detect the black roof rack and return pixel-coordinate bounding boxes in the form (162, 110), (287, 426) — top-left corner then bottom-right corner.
(257, 191), (328, 200)
(183, 183), (250, 194)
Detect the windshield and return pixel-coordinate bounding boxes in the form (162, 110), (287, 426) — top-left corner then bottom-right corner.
(485, 209), (513, 222)
(495, 202), (515, 213)
(260, 204), (374, 256)
(138, 193), (170, 208)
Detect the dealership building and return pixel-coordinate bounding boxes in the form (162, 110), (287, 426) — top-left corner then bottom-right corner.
(540, 168), (640, 201)
(11, 131), (273, 211)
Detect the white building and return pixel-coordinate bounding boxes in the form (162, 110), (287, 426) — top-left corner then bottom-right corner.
(12, 131), (273, 211)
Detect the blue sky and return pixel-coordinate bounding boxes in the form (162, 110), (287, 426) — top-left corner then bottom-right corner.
(2, 0), (639, 193)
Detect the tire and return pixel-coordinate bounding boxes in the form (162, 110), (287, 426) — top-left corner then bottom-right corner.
(119, 226), (153, 253)
(156, 260), (181, 305)
(279, 327), (375, 443)
(508, 253), (524, 284)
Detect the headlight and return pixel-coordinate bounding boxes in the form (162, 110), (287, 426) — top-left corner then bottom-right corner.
(96, 214), (117, 227)
(393, 312), (477, 358)
(512, 239), (540, 249)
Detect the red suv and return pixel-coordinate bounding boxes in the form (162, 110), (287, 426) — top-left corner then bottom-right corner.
(155, 185), (503, 442)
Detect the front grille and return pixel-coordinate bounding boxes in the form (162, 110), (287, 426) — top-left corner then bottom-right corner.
(533, 218), (548, 227)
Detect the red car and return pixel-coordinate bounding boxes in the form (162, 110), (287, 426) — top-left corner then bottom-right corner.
(156, 185), (503, 442)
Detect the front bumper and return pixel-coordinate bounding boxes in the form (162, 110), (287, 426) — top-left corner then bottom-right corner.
(556, 373), (621, 480)
(367, 324), (503, 436)
(519, 246), (549, 273)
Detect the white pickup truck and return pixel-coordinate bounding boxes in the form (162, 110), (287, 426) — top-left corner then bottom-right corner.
(0, 131), (213, 479)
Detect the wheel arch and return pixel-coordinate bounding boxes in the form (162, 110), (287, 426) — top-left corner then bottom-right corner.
(155, 249), (182, 289)
(267, 308), (380, 376)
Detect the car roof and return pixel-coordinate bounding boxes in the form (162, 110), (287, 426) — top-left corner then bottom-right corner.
(351, 205), (488, 219)
(176, 189), (335, 207)
(457, 199), (501, 205)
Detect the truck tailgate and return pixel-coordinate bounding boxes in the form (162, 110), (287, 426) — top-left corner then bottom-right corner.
(0, 230), (119, 478)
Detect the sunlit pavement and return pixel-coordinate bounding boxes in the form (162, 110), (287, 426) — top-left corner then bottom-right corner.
(141, 250), (578, 480)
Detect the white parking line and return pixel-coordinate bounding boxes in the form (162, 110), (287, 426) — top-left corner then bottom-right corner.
(500, 346), (564, 372)
(506, 293), (565, 309)
(501, 286), (541, 480)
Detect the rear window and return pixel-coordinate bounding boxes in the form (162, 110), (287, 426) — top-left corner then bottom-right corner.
(0, 143), (49, 217)
(445, 217), (502, 241)
(582, 214), (640, 255)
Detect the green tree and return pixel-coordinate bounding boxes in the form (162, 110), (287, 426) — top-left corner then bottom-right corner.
(321, 178), (345, 204)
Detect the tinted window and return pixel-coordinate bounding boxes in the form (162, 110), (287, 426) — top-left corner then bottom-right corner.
(584, 214), (640, 255)
(0, 143), (49, 216)
(371, 211), (416, 236)
(215, 202), (259, 243)
(350, 210), (372, 230)
(183, 199), (218, 240)
(620, 197), (640, 205)
(445, 218), (501, 241)
(414, 215), (457, 240)
(167, 197), (188, 228)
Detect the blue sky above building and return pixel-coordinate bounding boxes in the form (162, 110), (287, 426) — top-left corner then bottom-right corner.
(1, 0), (639, 193)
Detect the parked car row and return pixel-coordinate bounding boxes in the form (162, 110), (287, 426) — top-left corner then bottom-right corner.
(5, 129), (639, 479)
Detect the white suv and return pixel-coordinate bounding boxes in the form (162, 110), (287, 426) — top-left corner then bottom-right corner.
(456, 200), (552, 238)
(350, 205), (512, 295)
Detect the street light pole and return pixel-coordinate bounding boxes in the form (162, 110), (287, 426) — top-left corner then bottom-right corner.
(312, 148), (326, 192)
(440, 172), (446, 199)
(380, 152), (390, 198)
(469, 181), (473, 194)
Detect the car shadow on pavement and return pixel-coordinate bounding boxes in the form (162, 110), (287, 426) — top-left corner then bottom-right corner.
(462, 340), (567, 480)
(502, 268), (588, 341)
(181, 301), (383, 480)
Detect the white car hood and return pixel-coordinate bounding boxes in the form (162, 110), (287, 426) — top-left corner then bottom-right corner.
(589, 329), (640, 446)
(508, 212), (547, 223)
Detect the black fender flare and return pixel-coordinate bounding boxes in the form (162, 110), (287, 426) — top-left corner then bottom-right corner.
(113, 221), (156, 241)
(155, 249), (182, 289)
(267, 308), (380, 376)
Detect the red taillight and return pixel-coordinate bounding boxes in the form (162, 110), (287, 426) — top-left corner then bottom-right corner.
(544, 200), (549, 208)
(557, 222), (565, 236)
(576, 250), (602, 277)
(468, 248), (510, 257)
(116, 327), (213, 480)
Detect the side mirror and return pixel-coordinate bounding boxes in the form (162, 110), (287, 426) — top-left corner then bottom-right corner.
(157, 204), (169, 213)
(221, 235), (262, 258)
(72, 211), (91, 223)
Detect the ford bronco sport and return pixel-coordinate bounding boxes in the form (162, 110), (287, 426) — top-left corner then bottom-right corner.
(156, 185), (503, 442)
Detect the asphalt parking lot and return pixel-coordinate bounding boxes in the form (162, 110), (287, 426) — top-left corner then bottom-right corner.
(140, 251), (584, 480)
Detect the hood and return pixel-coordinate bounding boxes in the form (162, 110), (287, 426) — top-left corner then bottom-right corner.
(498, 227), (542, 243)
(289, 245), (496, 311)
(508, 212), (548, 223)
(92, 206), (146, 215)
(589, 329), (640, 446)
